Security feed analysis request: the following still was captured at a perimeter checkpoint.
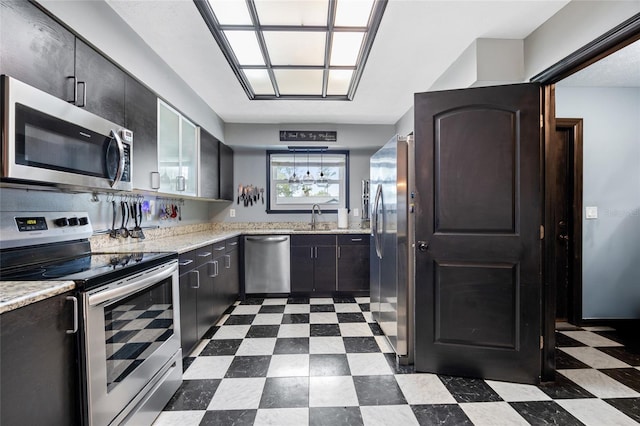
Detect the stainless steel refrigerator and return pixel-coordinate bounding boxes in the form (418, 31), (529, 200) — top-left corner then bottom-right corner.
(370, 134), (414, 364)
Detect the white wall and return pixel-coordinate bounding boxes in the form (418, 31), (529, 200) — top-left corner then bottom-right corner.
(556, 86), (640, 319)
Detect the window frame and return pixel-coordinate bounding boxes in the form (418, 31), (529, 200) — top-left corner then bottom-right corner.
(266, 149), (350, 214)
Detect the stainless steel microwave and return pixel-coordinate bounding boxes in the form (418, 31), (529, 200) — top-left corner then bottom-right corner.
(1, 75), (132, 191)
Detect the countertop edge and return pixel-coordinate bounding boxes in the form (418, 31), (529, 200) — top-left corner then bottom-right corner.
(0, 281), (76, 315)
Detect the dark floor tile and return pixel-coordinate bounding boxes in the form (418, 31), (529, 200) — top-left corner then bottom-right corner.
(368, 323), (384, 336)
(333, 296), (357, 303)
(309, 354), (351, 376)
(438, 375), (502, 403)
(240, 298), (265, 305)
(259, 377), (309, 408)
(601, 368), (640, 393)
(200, 339), (242, 356)
(259, 305), (285, 313)
(556, 349), (591, 369)
(510, 400), (584, 426)
(604, 398), (640, 423)
(538, 373), (595, 399)
(384, 353), (416, 374)
(343, 337), (380, 353)
(337, 313), (366, 323)
(282, 313), (310, 324)
(246, 325), (280, 338)
(288, 296), (310, 304)
(202, 326), (219, 339)
(163, 379), (220, 410)
(224, 355), (271, 378)
(224, 315), (255, 325)
(592, 329), (626, 345)
(107, 329), (139, 344)
(599, 346), (640, 366)
(200, 409), (257, 426)
(311, 304), (335, 312)
(358, 303), (370, 312)
(353, 375), (407, 405)
(411, 404), (472, 426)
(182, 356), (196, 373)
(556, 332), (587, 347)
(310, 324), (341, 337)
(274, 337), (310, 354)
(309, 407), (363, 426)
(223, 305), (236, 315)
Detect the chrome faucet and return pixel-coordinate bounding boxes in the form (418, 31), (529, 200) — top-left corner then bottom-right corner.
(311, 204), (322, 230)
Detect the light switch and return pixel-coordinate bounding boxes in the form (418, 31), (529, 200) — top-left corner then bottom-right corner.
(353, 208), (359, 217)
(585, 206), (598, 219)
(229, 208), (236, 218)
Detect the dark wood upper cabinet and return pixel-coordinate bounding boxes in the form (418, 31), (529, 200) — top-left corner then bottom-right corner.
(219, 142), (234, 201)
(0, 0), (75, 100)
(200, 129), (220, 199)
(74, 39), (125, 125)
(125, 75), (158, 191)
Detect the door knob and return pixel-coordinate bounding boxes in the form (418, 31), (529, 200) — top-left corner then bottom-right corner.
(417, 241), (429, 252)
(558, 234), (569, 241)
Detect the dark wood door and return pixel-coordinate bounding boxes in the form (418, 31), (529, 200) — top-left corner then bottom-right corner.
(200, 129), (220, 199)
(179, 268), (199, 356)
(1, 292), (79, 425)
(125, 75), (158, 191)
(75, 39), (125, 125)
(414, 83), (542, 384)
(338, 241), (370, 292)
(0, 0), (75, 101)
(291, 245), (315, 292)
(196, 261), (215, 339)
(314, 245), (337, 292)
(219, 142), (234, 201)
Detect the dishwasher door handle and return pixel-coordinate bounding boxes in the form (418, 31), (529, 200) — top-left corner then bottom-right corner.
(246, 236), (289, 243)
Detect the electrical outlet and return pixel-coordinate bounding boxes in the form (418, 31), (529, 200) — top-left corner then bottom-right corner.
(585, 206), (598, 219)
(229, 208), (236, 218)
(353, 208), (360, 217)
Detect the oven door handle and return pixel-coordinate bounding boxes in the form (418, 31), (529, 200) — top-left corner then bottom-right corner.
(88, 261), (177, 307)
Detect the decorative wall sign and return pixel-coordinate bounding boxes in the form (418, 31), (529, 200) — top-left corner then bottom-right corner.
(279, 130), (337, 142)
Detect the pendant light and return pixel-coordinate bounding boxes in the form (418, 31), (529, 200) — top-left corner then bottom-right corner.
(316, 150), (329, 189)
(288, 152), (300, 190)
(301, 149), (315, 188)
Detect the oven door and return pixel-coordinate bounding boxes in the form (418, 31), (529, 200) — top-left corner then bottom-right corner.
(82, 260), (181, 426)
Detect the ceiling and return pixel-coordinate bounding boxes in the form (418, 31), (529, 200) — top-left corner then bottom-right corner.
(107, 0), (571, 125)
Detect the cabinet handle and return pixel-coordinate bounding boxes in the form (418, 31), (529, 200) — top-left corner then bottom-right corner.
(338, 246), (341, 259)
(179, 259), (194, 266)
(67, 76), (77, 104)
(228, 241), (238, 246)
(351, 238), (363, 242)
(176, 176), (186, 192)
(77, 80), (87, 107)
(310, 247), (314, 258)
(191, 270), (200, 288)
(225, 254), (231, 269)
(214, 246), (226, 251)
(198, 252), (212, 257)
(315, 247), (318, 258)
(66, 296), (78, 334)
(215, 260), (219, 277)
(151, 171), (160, 190)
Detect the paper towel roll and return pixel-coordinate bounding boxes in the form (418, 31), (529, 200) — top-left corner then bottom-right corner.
(337, 208), (348, 229)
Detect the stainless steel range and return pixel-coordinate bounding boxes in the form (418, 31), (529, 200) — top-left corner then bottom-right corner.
(0, 211), (182, 426)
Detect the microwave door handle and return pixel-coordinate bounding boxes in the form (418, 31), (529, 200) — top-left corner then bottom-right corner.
(110, 129), (125, 188)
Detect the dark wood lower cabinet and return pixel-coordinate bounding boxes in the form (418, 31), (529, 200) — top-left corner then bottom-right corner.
(290, 245), (315, 292)
(179, 266), (199, 356)
(0, 291), (79, 425)
(337, 235), (370, 292)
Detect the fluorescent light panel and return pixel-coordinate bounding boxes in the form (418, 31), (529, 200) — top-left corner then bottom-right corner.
(199, 0), (387, 100)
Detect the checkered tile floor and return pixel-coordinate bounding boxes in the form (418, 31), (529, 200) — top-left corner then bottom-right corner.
(153, 297), (640, 425)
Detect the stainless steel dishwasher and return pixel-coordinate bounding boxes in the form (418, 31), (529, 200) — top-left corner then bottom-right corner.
(244, 235), (291, 293)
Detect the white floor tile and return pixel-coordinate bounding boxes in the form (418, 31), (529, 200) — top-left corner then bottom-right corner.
(310, 298), (334, 305)
(211, 325), (251, 340)
(278, 324), (310, 338)
(309, 376), (359, 407)
(556, 398), (639, 426)
(355, 297), (370, 304)
(581, 326), (616, 332)
(262, 298), (288, 305)
(560, 330), (623, 347)
(252, 313), (284, 325)
(334, 303), (362, 313)
(235, 337), (277, 356)
(183, 356), (233, 379)
(485, 380), (552, 402)
(339, 323), (374, 337)
(231, 305), (261, 315)
(310, 312), (339, 324)
(395, 374), (457, 404)
(460, 402), (529, 426)
(284, 304), (310, 314)
(560, 347), (630, 369)
(360, 405), (419, 426)
(347, 353), (393, 376)
(375, 336), (394, 353)
(207, 377), (266, 410)
(151, 410), (205, 426)
(559, 369), (640, 398)
(254, 408), (309, 426)
(267, 354), (310, 377)
(363, 312), (374, 323)
(309, 337), (346, 354)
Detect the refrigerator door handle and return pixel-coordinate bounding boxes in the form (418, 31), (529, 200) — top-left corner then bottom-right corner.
(373, 184), (384, 259)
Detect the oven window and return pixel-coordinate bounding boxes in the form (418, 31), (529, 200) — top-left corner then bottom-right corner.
(103, 278), (174, 392)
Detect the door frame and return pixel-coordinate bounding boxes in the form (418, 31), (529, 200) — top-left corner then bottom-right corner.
(533, 13), (640, 381)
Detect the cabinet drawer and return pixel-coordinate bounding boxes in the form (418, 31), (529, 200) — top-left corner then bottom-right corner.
(179, 251), (196, 272)
(291, 234), (336, 246)
(225, 237), (240, 252)
(212, 241), (227, 257)
(195, 245), (214, 267)
(338, 234), (369, 245)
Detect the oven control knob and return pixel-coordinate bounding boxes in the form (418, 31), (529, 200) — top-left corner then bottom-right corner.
(68, 217), (79, 226)
(54, 217), (69, 227)
(79, 217), (89, 226)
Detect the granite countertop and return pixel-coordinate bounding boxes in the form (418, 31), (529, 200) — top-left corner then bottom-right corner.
(0, 227), (371, 313)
